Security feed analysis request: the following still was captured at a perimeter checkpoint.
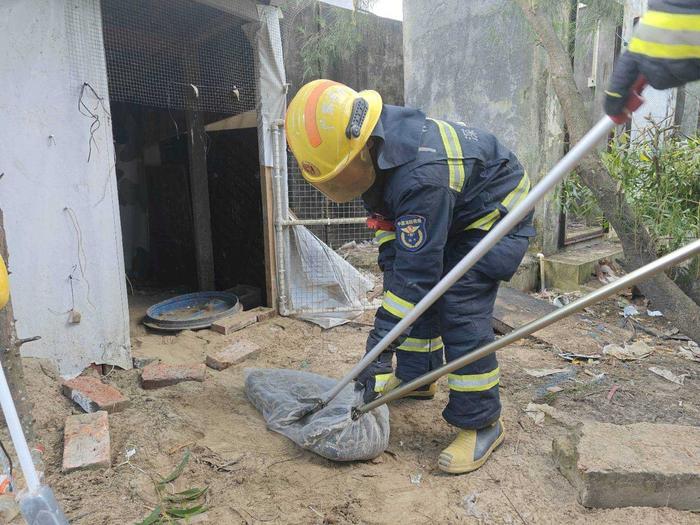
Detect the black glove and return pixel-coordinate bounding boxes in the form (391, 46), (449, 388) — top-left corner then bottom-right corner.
(605, 8), (700, 118)
(354, 351), (393, 404)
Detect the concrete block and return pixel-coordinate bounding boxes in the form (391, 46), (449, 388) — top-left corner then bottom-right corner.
(504, 254), (539, 292)
(544, 240), (624, 291)
(141, 362), (206, 389)
(553, 421), (700, 510)
(211, 310), (259, 335)
(206, 340), (261, 370)
(62, 411), (111, 472)
(62, 376), (130, 414)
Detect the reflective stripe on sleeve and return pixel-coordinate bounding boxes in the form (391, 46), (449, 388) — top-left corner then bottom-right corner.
(397, 336), (444, 353)
(381, 291), (415, 319)
(629, 37), (700, 59)
(375, 229), (396, 246)
(430, 119), (467, 192)
(465, 172), (530, 231)
(448, 368), (500, 392)
(642, 10), (700, 32)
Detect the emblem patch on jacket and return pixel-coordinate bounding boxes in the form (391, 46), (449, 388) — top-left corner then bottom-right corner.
(396, 215), (426, 251)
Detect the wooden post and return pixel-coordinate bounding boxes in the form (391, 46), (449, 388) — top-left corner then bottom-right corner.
(186, 90), (215, 291)
(0, 210), (35, 442)
(260, 165), (277, 309)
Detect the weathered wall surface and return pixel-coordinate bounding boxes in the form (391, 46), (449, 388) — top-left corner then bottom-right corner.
(403, 0), (568, 254)
(282, 2), (404, 105)
(0, 0), (131, 376)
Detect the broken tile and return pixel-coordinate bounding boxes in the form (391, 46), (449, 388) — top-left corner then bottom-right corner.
(553, 421), (700, 510)
(250, 306), (275, 322)
(141, 362), (206, 389)
(132, 356), (158, 369)
(62, 376), (130, 413)
(206, 340), (260, 370)
(62, 411), (111, 472)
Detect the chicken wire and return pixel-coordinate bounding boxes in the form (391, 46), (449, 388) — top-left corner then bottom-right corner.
(100, 0), (257, 114)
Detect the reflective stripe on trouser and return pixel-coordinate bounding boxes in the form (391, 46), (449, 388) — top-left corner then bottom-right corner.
(374, 373), (393, 392)
(395, 315), (444, 383)
(438, 232), (530, 429)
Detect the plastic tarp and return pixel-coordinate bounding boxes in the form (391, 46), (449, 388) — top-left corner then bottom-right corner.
(287, 225), (374, 328)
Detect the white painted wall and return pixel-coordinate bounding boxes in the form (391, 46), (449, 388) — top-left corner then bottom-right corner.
(0, 0), (131, 377)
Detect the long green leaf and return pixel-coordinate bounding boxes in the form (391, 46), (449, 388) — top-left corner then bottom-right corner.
(136, 506), (163, 525)
(165, 504), (208, 519)
(159, 450), (191, 485)
(165, 486), (208, 503)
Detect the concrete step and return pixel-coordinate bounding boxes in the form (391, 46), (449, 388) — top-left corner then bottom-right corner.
(543, 240), (623, 292)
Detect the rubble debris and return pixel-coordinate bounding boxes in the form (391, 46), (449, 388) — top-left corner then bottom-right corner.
(678, 343), (700, 363)
(524, 403), (546, 426)
(462, 492), (484, 519)
(61, 376), (130, 414)
(62, 411), (111, 472)
(606, 384), (619, 402)
(622, 305), (639, 318)
(206, 340), (261, 370)
(648, 366), (687, 386)
(409, 472), (422, 485)
(132, 356), (158, 369)
(602, 341), (652, 361)
(141, 363), (206, 389)
(524, 368), (569, 377)
(558, 352), (601, 363)
(553, 421), (700, 510)
(647, 309), (663, 317)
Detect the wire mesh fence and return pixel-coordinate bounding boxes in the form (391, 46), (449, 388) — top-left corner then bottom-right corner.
(101, 0), (257, 115)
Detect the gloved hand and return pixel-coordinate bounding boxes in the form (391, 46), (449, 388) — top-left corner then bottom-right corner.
(605, 9), (700, 117)
(354, 351), (394, 404)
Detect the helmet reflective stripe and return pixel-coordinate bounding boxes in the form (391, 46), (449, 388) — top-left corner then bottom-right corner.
(304, 79), (339, 148)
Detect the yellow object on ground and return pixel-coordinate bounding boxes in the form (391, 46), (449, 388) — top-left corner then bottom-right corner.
(380, 373), (436, 400)
(285, 79), (382, 202)
(0, 255), (8, 310)
(438, 419), (505, 474)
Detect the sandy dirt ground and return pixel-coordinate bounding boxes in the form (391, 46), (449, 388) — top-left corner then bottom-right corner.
(5, 284), (699, 524)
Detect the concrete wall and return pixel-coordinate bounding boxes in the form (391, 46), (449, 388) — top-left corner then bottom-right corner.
(403, 0), (569, 254)
(0, 0), (131, 377)
(282, 2), (404, 105)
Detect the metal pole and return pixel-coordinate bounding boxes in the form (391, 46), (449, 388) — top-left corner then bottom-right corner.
(281, 217), (368, 227)
(271, 121), (289, 315)
(319, 115), (617, 406)
(355, 238), (700, 416)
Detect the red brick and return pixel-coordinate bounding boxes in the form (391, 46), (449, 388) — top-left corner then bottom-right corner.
(251, 307), (275, 322)
(140, 362), (206, 389)
(206, 340), (261, 370)
(62, 411), (111, 472)
(62, 376), (130, 414)
(210, 310), (258, 335)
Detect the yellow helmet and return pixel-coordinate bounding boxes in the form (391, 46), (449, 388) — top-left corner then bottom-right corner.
(285, 79), (383, 202)
(0, 255), (9, 310)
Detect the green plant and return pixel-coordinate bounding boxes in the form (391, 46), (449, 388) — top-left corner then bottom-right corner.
(602, 124), (700, 284)
(137, 450), (208, 525)
(561, 173), (606, 228)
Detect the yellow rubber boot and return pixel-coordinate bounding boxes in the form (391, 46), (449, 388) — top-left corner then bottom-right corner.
(438, 419), (505, 474)
(382, 374), (436, 400)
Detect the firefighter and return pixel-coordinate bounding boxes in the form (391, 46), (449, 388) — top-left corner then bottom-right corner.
(605, 0), (700, 117)
(286, 80), (535, 474)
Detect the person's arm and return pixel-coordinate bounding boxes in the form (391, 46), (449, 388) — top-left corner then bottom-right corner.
(355, 181), (453, 401)
(605, 0), (700, 116)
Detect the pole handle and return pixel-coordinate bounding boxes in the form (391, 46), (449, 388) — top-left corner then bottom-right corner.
(610, 76), (647, 125)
